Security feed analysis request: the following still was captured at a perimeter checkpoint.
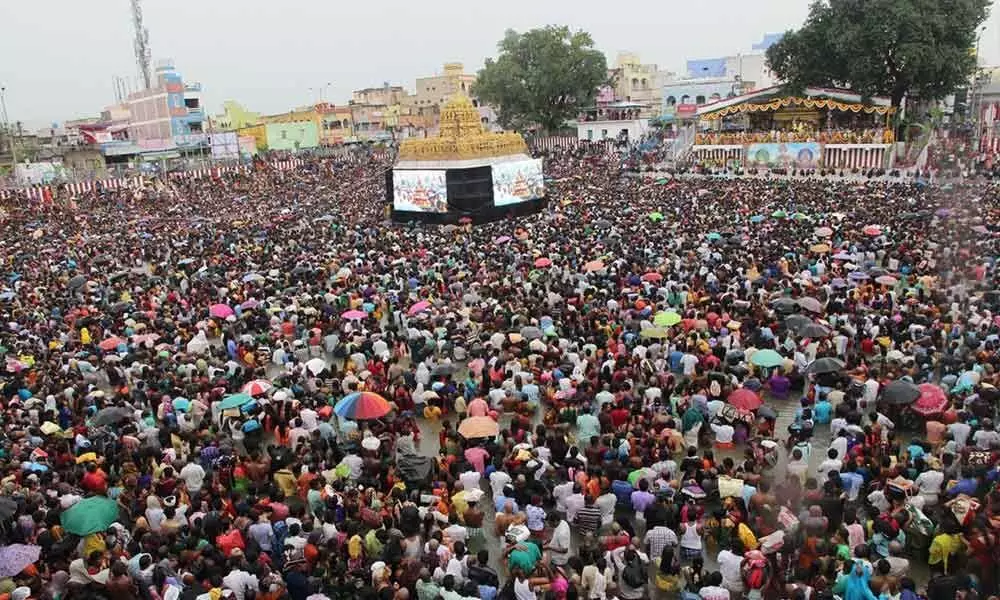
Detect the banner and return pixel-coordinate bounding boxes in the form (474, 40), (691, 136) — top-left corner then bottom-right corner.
(492, 159), (545, 206)
(392, 170), (448, 213)
(746, 142), (821, 169)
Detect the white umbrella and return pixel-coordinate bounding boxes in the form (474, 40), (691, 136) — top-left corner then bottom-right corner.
(305, 357), (329, 376)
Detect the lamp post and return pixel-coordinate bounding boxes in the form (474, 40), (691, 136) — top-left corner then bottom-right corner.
(0, 86), (18, 165)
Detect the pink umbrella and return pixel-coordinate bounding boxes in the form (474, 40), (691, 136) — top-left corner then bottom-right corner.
(408, 300), (431, 316)
(209, 304), (234, 319)
(342, 310), (366, 320)
(240, 299), (259, 310)
(133, 333), (161, 345)
(494, 236), (511, 244)
(641, 272), (663, 282)
(914, 383), (948, 416)
(534, 257), (552, 268)
(98, 337), (126, 351)
(863, 225), (882, 236)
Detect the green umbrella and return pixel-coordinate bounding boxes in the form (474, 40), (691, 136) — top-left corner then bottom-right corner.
(654, 178), (669, 185)
(648, 212), (664, 222)
(771, 210), (787, 218)
(707, 232), (722, 241)
(653, 311), (682, 327)
(219, 393), (253, 410)
(640, 327), (669, 340)
(792, 212), (809, 221)
(750, 349), (784, 368)
(61, 496), (120, 535)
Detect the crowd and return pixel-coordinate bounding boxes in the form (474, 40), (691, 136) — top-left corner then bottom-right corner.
(0, 147), (996, 600)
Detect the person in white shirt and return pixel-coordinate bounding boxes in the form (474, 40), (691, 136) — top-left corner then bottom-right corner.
(222, 560), (260, 600)
(716, 546), (744, 596)
(545, 514), (572, 566)
(818, 448), (842, 481)
(710, 421), (735, 446)
(914, 463), (944, 507)
(564, 489), (585, 522)
(948, 421), (972, 448)
(458, 469), (481, 494)
(179, 461), (206, 494)
(489, 469), (511, 497)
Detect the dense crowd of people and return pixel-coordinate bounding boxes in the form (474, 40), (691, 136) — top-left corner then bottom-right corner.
(0, 148), (996, 600)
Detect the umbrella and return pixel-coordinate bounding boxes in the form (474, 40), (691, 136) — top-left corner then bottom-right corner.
(342, 310), (366, 320)
(432, 364), (457, 376)
(648, 211), (664, 222)
(875, 275), (898, 286)
(640, 327), (669, 340)
(172, 397), (191, 412)
(98, 337), (126, 351)
(67, 275), (87, 289)
(408, 300), (431, 316)
(707, 232), (722, 241)
(757, 406), (777, 420)
(771, 297), (798, 313)
(750, 349), (784, 368)
(728, 388), (762, 411)
(804, 357), (846, 375)
(0, 498), (17, 519)
(494, 236), (511, 244)
(784, 314), (812, 331)
(92, 406), (132, 427)
(913, 383), (948, 416)
(421, 390), (440, 401)
(814, 226), (833, 237)
(809, 243), (830, 253)
(882, 380), (920, 405)
(305, 357), (329, 376)
(242, 379), (273, 396)
(583, 260), (605, 273)
(863, 225), (882, 236)
(771, 210), (787, 218)
(750, 215), (765, 223)
(534, 257), (552, 268)
(335, 392), (391, 420)
(209, 304), (234, 319)
(797, 297), (823, 313)
(520, 326), (543, 340)
(796, 322), (831, 338)
(240, 299), (259, 310)
(792, 212), (809, 221)
(458, 416), (499, 439)
(641, 272), (663, 282)
(653, 311), (681, 327)
(833, 252), (853, 260)
(219, 393), (253, 410)
(60, 496), (120, 536)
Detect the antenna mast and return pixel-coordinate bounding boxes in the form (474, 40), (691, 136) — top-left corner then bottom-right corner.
(130, 0), (152, 89)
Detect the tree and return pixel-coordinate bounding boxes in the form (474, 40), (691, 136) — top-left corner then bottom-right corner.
(766, 0), (989, 107)
(473, 26), (608, 132)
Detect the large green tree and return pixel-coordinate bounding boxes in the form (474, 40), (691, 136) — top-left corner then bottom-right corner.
(473, 26), (608, 132)
(766, 0), (989, 107)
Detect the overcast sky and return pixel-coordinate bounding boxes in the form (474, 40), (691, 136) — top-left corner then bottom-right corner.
(2, 0), (1000, 129)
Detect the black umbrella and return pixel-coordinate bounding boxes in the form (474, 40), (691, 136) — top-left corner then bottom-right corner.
(92, 406), (133, 427)
(757, 406), (777, 420)
(784, 315), (812, 331)
(804, 357), (846, 375)
(796, 322), (831, 338)
(771, 297), (798, 313)
(882, 380), (920, 405)
(0, 497), (18, 519)
(67, 275), (87, 289)
(432, 364), (457, 376)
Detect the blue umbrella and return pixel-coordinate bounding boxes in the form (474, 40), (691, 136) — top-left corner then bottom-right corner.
(172, 397), (191, 412)
(750, 215), (765, 223)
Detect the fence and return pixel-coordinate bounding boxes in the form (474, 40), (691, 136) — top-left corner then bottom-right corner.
(528, 136), (619, 155)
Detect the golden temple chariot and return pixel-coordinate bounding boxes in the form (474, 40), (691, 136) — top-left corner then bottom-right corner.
(398, 95), (528, 161)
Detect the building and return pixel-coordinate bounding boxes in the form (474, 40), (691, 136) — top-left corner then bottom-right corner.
(410, 63), (478, 111)
(662, 36), (779, 116)
(318, 104), (353, 145)
(213, 101), (260, 130)
(124, 60), (205, 144)
(576, 102), (649, 142)
(609, 53), (671, 116)
(264, 122), (319, 151)
(352, 85), (407, 107)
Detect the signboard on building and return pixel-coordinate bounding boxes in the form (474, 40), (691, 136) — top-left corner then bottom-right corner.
(676, 104), (698, 116)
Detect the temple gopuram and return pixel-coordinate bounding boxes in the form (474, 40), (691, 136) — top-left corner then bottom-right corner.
(397, 95), (528, 164)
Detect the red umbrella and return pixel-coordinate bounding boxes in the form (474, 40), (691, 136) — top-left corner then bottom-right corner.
(728, 388), (762, 411)
(913, 383), (948, 416)
(98, 337), (126, 351)
(641, 272), (663, 282)
(534, 257), (552, 268)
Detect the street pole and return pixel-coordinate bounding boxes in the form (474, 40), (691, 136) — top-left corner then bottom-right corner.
(0, 87), (18, 165)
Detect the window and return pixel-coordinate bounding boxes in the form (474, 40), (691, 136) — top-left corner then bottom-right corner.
(620, 128), (629, 139)
(631, 78), (639, 88)
(695, 95), (706, 105)
(709, 93), (721, 102)
(641, 79), (648, 89)
(281, 130), (287, 139)
(601, 129), (608, 139)
(587, 129), (593, 140)
(680, 95), (690, 104)
(666, 96), (676, 106)
(461, 82), (466, 91)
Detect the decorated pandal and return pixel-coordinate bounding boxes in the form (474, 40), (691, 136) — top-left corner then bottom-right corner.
(397, 95), (528, 161)
(696, 128), (894, 146)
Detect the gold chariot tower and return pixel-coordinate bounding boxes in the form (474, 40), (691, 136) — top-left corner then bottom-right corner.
(397, 95), (528, 162)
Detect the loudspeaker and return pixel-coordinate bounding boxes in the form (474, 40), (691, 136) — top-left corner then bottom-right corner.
(446, 166), (494, 212)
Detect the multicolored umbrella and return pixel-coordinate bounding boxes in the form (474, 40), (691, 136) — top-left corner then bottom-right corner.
(209, 304), (235, 319)
(242, 379), (273, 396)
(914, 383), (948, 416)
(0, 544), (41, 577)
(335, 391), (391, 420)
(458, 416), (500, 439)
(61, 496), (120, 535)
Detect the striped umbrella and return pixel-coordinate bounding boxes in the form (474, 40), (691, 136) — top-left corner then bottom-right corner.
(335, 392), (391, 420)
